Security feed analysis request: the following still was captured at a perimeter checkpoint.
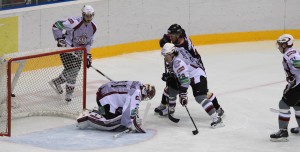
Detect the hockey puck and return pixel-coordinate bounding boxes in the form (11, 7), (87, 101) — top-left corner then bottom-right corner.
(11, 94), (16, 97)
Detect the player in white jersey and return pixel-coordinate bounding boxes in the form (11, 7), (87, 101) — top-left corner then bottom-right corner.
(270, 34), (300, 142)
(155, 24), (224, 117)
(49, 5), (97, 102)
(76, 81), (155, 133)
(161, 43), (223, 128)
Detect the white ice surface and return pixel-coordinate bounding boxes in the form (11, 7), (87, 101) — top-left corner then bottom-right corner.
(1, 40), (299, 152)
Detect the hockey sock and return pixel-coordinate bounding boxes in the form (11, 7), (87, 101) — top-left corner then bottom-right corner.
(278, 111), (291, 129)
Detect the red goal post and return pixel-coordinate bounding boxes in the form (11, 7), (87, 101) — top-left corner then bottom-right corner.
(0, 47), (87, 137)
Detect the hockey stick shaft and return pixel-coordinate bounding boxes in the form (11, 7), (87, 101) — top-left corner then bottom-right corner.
(90, 65), (113, 81)
(185, 105), (198, 135)
(269, 108), (290, 113)
(68, 52), (113, 81)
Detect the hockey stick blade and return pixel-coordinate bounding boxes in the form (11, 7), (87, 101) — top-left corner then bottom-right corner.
(192, 130), (199, 135)
(269, 108), (290, 113)
(168, 113), (180, 123)
(185, 106), (199, 135)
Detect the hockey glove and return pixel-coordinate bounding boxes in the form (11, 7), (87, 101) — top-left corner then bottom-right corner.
(286, 75), (295, 86)
(167, 73), (180, 90)
(179, 92), (188, 106)
(57, 37), (66, 47)
(161, 73), (170, 81)
(87, 53), (92, 68)
(159, 34), (171, 47)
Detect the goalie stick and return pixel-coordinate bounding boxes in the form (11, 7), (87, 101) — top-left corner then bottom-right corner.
(113, 102), (151, 139)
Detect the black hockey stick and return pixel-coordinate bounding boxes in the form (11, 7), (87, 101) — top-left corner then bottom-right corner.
(166, 97), (180, 123)
(68, 52), (113, 82)
(184, 105), (198, 135)
(164, 61), (180, 123)
(90, 65), (113, 81)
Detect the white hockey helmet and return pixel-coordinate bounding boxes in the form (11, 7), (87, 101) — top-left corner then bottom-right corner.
(141, 84), (156, 101)
(161, 43), (176, 56)
(82, 5), (95, 22)
(277, 34), (294, 46)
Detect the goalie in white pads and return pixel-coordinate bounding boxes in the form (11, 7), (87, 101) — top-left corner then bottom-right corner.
(77, 81), (155, 133)
(161, 43), (223, 128)
(50, 5), (97, 102)
(270, 34), (300, 142)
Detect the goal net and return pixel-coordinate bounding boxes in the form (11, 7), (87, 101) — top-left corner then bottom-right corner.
(0, 47), (87, 136)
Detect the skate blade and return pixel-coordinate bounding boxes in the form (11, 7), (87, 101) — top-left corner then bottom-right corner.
(270, 137), (288, 142)
(211, 122), (225, 129)
(219, 114), (225, 119)
(48, 81), (63, 95)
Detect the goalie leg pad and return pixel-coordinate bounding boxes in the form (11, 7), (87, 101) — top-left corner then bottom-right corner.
(77, 120), (89, 129)
(77, 111), (122, 131)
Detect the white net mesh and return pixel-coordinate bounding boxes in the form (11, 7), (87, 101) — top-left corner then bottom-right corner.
(0, 47), (86, 136)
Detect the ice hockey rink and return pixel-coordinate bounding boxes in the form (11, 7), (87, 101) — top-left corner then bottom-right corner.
(0, 40), (299, 152)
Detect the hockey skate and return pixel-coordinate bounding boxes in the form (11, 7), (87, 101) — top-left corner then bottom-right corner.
(49, 79), (63, 95)
(65, 85), (75, 102)
(211, 114), (224, 128)
(270, 129), (288, 142)
(159, 106), (175, 116)
(217, 107), (225, 118)
(290, 127), (300, 134)
(154, 104), (167, 113)
(65, 93), (72, 102)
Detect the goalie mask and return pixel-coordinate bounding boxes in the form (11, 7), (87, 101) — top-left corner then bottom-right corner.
(82, 5), (95, 23)
(141, 84), (156, 101)
(277, 34), (294, 53)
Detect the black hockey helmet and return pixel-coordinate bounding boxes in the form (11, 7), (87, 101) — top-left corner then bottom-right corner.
(167, 24), (183, 36)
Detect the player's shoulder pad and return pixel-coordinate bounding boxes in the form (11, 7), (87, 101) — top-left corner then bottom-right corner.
(64, 16), (80, 29)
(286, 49), (300, 59)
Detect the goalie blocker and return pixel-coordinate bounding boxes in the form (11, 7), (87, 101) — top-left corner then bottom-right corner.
(77, 81), (156, 133)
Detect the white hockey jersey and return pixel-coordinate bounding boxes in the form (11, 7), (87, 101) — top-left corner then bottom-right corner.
(171, 47), (207, 90)
(282, 48), (300, 87)
(97, 81), (143, 127)
(52, 16), (97, 53)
